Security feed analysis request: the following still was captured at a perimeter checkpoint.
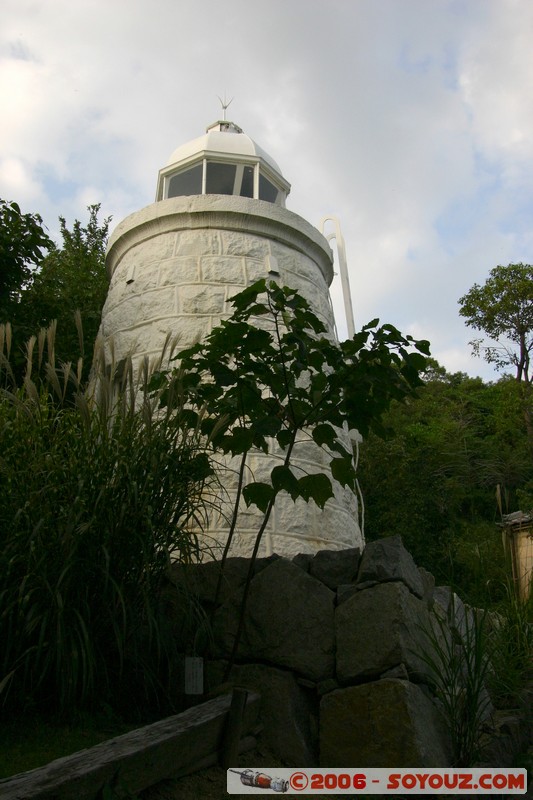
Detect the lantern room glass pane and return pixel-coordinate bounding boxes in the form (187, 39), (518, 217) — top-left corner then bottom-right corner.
(167, 164), (203, 197)
(259, 173), (279, 203)
(240, 166), (254, 198)
(206, 162), (236, 195)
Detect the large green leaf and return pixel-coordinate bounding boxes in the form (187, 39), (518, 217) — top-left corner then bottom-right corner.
(242, 482), (275, 512)
(311, 423), (338, 448)
(330, 455), (356, 489)
(225, 426), (255, 455)
(271, 465), (299, 501)
(276, 428), (294, 449)
(297, 473), (334, 509)
(229, 279), (267, 313)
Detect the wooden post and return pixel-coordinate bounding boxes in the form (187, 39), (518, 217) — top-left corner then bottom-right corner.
(220, 687), (249, 769)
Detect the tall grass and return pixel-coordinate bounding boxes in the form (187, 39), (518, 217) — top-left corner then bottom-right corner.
(485, 584), (533, 708)
(0, 324), (214, 718)
(419, 586), (532, 766)
(418, 597), (492, 766)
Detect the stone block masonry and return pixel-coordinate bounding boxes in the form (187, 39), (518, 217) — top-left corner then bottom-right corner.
(100, 196), (337, 372)
(97, 194), (363, 558)
(168, 536), (522, 768)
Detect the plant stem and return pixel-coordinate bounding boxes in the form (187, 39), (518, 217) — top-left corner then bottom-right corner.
(212, 450), (248, 609)
(223, 431), (298, 681)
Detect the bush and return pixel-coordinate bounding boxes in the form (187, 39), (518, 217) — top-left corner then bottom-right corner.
(0, 326), (214, 717)
(486, 584), (533, 708)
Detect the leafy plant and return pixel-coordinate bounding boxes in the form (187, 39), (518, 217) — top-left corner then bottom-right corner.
(418, 597), (492, 766)
(459, 263), (533, 455)
(459, 263), (533, 384)
(8, 205), (110, 381)
(359, 366), (533, 599)
(0, 199), (53, 321)
(485, 583), (533, 707)
(152, 279), (430, 671)
(0, 326), (214, 717)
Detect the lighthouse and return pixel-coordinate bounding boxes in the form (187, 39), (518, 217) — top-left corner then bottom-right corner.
(97, 118), (363, 558)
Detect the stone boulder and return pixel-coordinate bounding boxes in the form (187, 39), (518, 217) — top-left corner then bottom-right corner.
(320, 679), (451, 767)
(433, 585), (476, 641)
(308, 547), (362, 590)
(335, 583), (359, 606)
(418, 566), (436, 603)
(335, 581), (433, 684)
(207, 661), (318, 766)
(168, 555), (280, 607)
(356, 535), (425, 598)
(213, 558), (336, 681)
(292, 553), (313, 572)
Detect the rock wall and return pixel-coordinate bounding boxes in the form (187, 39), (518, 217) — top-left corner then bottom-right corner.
(169, 536), (458, 767)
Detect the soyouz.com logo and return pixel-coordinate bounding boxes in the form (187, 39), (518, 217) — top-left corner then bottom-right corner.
(226, 767), (527, 794)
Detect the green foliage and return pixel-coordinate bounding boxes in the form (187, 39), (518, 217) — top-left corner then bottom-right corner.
(9, 205), (110, 379)
(0, 277), (431, 713)
(486, 585), (533, 707)
(153, 280), (429, 671)
(459, 263), (533, 458)
(0, 328), (213, 718)
(459, 263), (533, 383)
(516, 479), (533, 510)
(418, 586), (532, 768)
(359, 365), (533, 602)
(155, 280), (429, 518)
(0, 200), (53, 321)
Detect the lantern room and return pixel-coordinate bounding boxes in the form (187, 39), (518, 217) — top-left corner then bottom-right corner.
(155, 120), (291, 206)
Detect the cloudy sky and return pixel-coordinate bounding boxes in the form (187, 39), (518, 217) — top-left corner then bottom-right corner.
(1, 0), (532, 380)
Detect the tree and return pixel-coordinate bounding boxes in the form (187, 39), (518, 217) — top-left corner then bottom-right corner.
(10, 205), (110, 376)
(0, 200), (53, 321)
(459, 264), (533, 454)
(153, 279), (430, 671)
(358, 364), (533, 604)
(458, 263), (533, 384)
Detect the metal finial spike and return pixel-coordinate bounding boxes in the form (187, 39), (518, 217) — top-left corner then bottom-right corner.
(217, 92), (234, 121)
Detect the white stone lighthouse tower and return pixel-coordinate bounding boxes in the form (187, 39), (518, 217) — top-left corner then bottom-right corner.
(98, 118), (363, 558)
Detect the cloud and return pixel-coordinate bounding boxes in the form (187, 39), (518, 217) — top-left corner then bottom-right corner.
(459, 0), (533, 168)
(1, 0), (532, 381)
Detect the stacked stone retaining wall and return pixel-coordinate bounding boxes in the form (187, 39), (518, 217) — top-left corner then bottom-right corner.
(169, 535), (532, 768)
